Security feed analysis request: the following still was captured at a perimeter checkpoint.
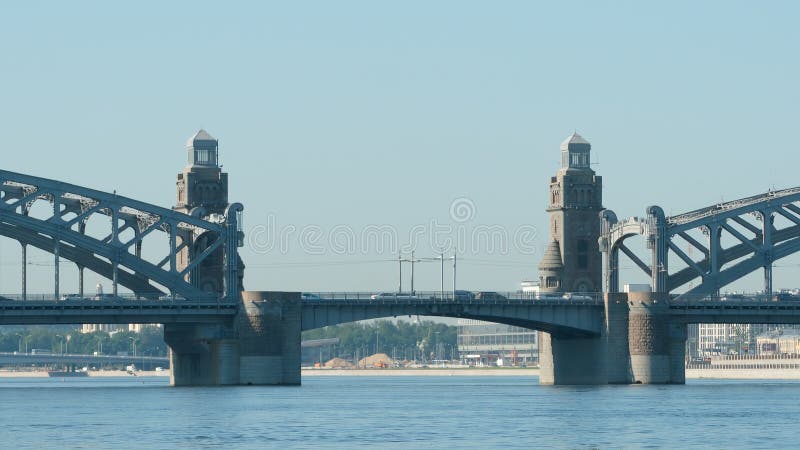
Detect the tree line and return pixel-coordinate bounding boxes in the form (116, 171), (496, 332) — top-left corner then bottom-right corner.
(302, 320), (458, 362)
(0, 326), (167, 357)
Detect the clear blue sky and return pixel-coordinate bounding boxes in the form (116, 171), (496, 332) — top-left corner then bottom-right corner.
(1, 2), (798, 294)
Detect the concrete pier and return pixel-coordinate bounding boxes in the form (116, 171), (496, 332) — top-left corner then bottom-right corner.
(164, 291), (301, 386)
(668, 322), (687, 384)
(164, 323), (239, 386)
(238, 291), (301, 385)
(605, 292), (632, 384)
(539, 332), (607, 385)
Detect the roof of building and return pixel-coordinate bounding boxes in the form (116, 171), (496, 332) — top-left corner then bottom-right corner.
(560, 132), (590, 150)
(186, 129), (217, 147)
(538, 240), (564, 270)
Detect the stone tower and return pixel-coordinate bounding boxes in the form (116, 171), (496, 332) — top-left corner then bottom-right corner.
(538, 133), (603, 293)
(174, 129), (229, 294)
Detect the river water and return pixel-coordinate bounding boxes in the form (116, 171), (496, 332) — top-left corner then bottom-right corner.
(0, 375), (795, 449)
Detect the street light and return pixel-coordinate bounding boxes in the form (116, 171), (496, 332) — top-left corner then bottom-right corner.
(55, 334), (64, 355)
(128, 336), (137, 357)
(14, 333), (23, 353)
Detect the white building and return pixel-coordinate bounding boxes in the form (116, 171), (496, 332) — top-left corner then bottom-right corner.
(457, 319), (538, 366)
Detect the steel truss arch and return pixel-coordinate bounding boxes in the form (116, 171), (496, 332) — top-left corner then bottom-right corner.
(601, 187), (800, 299)
(0, 170), (241, 300)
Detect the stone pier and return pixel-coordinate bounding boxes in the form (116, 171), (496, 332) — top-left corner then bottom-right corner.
(164, 323), (239, 386)
(622, 291), (686, 384)
(238, 291), (301, 385)
(164, 291), (301, 386)
(538, 332), (607, 385)
(605, 292), (632, 384)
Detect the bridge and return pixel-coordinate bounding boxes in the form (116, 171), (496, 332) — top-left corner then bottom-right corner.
(4, 130), (800, 386)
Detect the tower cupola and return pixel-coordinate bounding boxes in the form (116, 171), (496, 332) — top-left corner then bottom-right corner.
(560, 132), (591, 170)
(186, 129), (219, 168)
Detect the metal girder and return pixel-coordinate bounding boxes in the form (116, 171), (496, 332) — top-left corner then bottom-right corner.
(731, 216), (761, 237)
(603, 186), (800, 296)
(0, 222), (159, 295)
(676, 236), (800, 299)
(618, 243), (652, 277)
(668, 241), (704, 277)
(677, 231), (709, 256)
(669, 224), (800, 290)
(0, 170), (238, 300)
(667, 187), (800, 231)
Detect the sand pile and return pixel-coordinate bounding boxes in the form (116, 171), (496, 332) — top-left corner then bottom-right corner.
(324, 357), (354, 368)
(358, 353), (395, 368)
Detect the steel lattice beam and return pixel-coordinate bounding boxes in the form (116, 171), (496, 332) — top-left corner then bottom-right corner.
(0, 170), (240, 300)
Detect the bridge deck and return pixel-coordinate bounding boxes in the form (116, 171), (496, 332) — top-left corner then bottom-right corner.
(669, 299), (800, 324)
(0, 299), (237, 325)
(301, 296), (605, 337)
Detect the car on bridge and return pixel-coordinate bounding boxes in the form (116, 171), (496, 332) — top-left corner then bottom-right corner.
(719, 294), (748, 301)
(59, 294), (85, 301)
(561, 293), (595, 301)
(773, 292), (800, 301)
(454, 290), (475, 301)
(301, 293), (322, 300)
(474, 291), (507, 301)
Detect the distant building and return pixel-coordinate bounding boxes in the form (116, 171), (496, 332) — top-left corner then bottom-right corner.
(81, 323), (159, 334)
(756, 330), (800, 355)
(457, 319), (538, 366)
(520, 280), (540, 295)
(82, 324), (124, 334)
(694, 323), (799, 356)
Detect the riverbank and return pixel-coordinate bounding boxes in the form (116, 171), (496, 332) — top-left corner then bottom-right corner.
(303, 367), (800, 379)
(686, 368), (800, 379)
(302, 367), (540, 376)
(3, 367), (799, 380)
(0, 370), (168, 378)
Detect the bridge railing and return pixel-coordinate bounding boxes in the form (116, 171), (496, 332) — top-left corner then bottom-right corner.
(669, 292), (800, 306)
(301, 291), (605, 305)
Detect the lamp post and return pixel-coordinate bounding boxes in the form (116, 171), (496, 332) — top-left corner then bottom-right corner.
(14, 333), (23, 353)
(55, 334), (63, 355)
(128, 336), (137, 357)
(433, 253), (456, 300)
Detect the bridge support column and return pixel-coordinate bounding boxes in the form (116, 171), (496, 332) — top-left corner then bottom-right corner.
(628, 291), (671, 384)
(237, 291), (301, 385)
(164, 323), (239, 386)
(605, 292), (632, 384)
(668, 322), (687, 384)
(538, 332), (607, 385)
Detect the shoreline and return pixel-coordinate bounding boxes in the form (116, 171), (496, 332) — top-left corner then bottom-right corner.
(302, 368), (540, 376)
(0, 370), (168, 378)
(2, 368), (800, 380)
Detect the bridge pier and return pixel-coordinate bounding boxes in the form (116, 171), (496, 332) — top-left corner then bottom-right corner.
(605, 292), (632, 383)
(164, 323), (239, 386)
(668, 322), (687, 384)
(237, 291), (301, 385)
(538, 332), (607, 385)
(164, 291), (301, 386)
(164, 324), (239, 386)
(627, 291), (672, 384)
